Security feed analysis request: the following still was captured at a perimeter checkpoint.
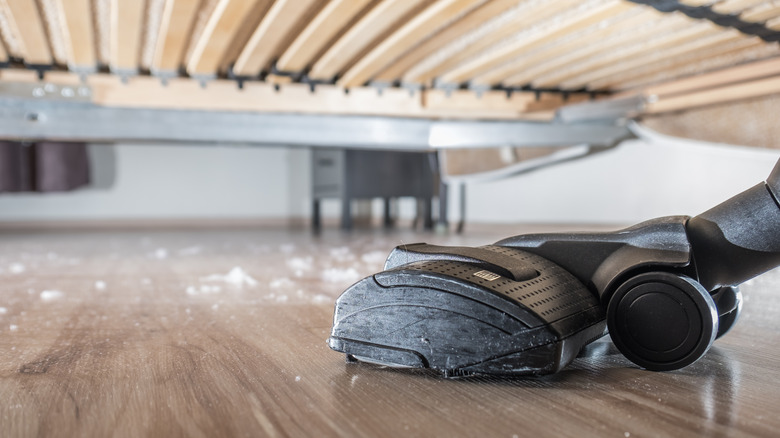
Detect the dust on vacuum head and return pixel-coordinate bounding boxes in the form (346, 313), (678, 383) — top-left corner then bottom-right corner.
(327, 244), (607, 377)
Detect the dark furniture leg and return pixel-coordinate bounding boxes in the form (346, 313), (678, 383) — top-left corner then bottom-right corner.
(383, 198), (393, 228)
(423, 196), (434, 230)
(312, 199), (321, 232)
(457, 183), (466, 234)
(438, 182), (448, 229)
(341, 197), (352, 230)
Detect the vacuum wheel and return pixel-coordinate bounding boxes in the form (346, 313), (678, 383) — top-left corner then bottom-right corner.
(607, 272), (719, 371)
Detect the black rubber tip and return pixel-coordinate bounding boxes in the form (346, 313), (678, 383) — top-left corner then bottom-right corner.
(767, 158), (780, 203)
(712, 286), (742, 339)
(607, 272), (718, 371)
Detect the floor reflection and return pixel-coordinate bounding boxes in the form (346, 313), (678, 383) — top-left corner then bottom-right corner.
(325, 336), (744, 433)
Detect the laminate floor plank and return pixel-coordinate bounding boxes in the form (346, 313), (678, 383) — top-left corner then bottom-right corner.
(0, 227), (777, 437)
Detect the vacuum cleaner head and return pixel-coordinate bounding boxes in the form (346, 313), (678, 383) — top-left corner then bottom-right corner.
(328, 245), (606, 376)
(328, 158), (780, 377)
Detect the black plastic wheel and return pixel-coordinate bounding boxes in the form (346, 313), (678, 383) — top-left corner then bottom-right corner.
(607, 272), (719, 371)
(712, 286), (742, 339)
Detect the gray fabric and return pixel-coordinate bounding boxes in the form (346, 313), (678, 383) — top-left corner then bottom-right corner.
(35, 142), (90, 192)
(0, 142), (32, 192)
(0, 141), (90, 193)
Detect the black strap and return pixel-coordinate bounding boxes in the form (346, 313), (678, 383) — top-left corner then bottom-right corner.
(628, 0), (780, 42)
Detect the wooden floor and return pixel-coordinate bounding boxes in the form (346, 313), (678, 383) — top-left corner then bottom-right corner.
(0, 225), (778, 437)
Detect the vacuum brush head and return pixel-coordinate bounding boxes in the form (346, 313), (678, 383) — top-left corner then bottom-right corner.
(328, 245), (606, 377)
(329, 158), (780, 376)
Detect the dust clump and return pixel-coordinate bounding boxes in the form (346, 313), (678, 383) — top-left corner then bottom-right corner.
(40, 290), (64, 301)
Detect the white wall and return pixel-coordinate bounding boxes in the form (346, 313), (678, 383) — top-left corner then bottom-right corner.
(0, 143), (295, 221)
(0, 130), (777, 225)
(462, 130), (779, 224)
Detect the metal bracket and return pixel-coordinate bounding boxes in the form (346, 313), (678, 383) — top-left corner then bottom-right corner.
(429, 120), (632, 149)
(555, 95), (646, 124)
(151, 69), (182, 87)
(70, 65), (98, 83)
(467, 83), (491, 99)
(0, 82), (635, 150)
(188, 73), (216, 89)
(0, 97), (434, 148)
(368, 81), (393, 96)
(432, 79), (460, 98)
(23, 64), (53, 80)
(109, 67), (139, 84)
(400, 82), (423, 97)
(0, 82), (92, 102)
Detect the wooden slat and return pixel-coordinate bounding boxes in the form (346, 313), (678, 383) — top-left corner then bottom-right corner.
(423, 89), (538, 114)
(232, 0), (323, 76)
(646, 74), (780, 113)
(642, 56), (780, 97)
(0, 68), (54, 82)
(424, 92), (557, 121)
(524, 92), (591, 112)
(275, 0), (373, 73)
(215, 1), (275, 75)
(186, 0), (267, 77)
(181, 0), (221, 66)
(152, 0), (201, 74)
(139, 0), (167, 71)
(2, 0), (52, 65)
(532, 20), (715, 88)
(35, 0), (69, 64)
(440, 0), (632, 85)
(580, 31), (754, 89)
(109, 0), (146, 72)
(56, 0), (97, 69)
(471, 5), (649, 87)
(602, 38), (771, 90)
(712, 0), (765, 14)
(404, 0), (581, 85)
(372, 0), (518, 83)
(337, 0), (486, 88)
(0, 3), (28, 60)
(767, 14), (780, 29)
(501, 8), (674, 87)
(308, 0), (428, 81)
(90, 0), (111, 64)
(614, 39), (776, 90)
(741, 2), (780, 22)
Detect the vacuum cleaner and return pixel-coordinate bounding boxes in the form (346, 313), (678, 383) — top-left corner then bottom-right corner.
(328, 159), (780, 376)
